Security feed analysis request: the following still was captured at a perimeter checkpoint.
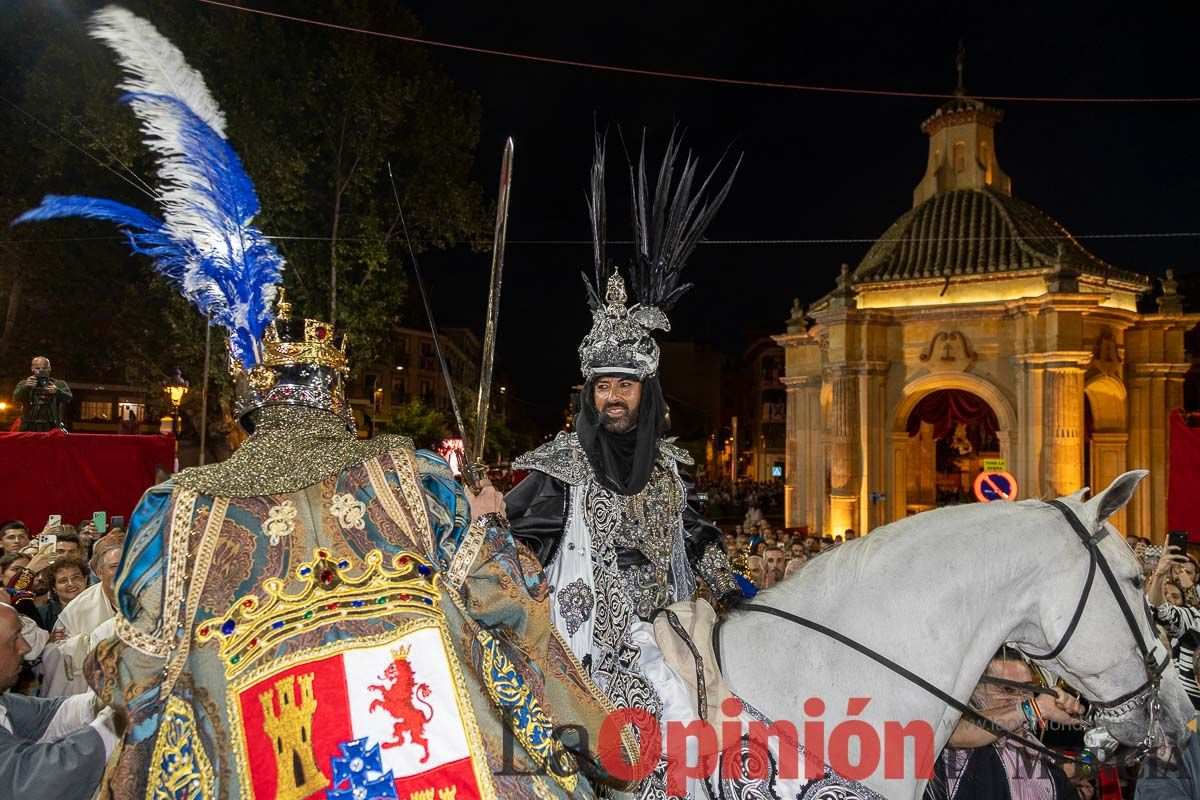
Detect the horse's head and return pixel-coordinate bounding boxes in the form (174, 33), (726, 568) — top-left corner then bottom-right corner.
(1016, 470), (1192, 746)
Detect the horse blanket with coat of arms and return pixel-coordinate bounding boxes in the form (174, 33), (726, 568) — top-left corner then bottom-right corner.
(86, 444), (637, 800)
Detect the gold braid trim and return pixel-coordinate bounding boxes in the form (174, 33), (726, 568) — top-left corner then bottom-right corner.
(365, 451), (435, 557)
(397, 447), (437, 551)
(162, 496), (229, 698)
(115, 488), (199, 658)
(445, 514), (494, 592)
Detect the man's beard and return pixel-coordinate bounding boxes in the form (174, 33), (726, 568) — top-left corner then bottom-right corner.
(600, 402), (638, 433)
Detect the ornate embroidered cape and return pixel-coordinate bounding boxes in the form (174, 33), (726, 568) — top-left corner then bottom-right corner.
(508, 432), (740, 718)
(86, 435), (636, 800)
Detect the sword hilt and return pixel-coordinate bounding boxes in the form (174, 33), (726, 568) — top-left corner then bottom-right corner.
(462, 461), (488, 493)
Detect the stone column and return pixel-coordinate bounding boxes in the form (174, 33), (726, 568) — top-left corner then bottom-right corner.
(1043, 364), (1087, 497)
(784, 379), (804, 528)
(1013, 357), (1044, 500)
(860, 364), (890, 533)
(891, 432), (910, 522)
(1090, 432), (1129, 531)
(783, 375), (824, 532)
(1127, 371), (1152, 538)
(828, 368), (860, 536)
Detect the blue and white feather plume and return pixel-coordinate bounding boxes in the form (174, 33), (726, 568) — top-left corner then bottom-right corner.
(12, 5), (282, 368)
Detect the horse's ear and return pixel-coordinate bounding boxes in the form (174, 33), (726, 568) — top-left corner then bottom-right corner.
(1069, 487), (1091, 502)
(1083, 470), (1148, 526)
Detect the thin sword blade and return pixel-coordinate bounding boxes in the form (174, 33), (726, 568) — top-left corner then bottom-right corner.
(467, 138), (514, 484)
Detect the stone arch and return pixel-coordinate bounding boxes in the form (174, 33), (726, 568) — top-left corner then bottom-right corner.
(889, 372), (1018, 520)
(1083, 374), (1127, 433)
(892, 372), (1017, 439)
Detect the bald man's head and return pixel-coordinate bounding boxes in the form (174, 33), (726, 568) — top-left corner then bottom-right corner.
(0, 603), (29, 693)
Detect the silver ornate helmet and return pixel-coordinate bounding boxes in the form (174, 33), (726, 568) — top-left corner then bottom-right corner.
(578, 130), (739, 380)
(578, 270), (670, 379)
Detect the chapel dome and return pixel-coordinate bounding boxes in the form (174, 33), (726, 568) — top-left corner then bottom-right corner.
(852, 187), (1146, 287)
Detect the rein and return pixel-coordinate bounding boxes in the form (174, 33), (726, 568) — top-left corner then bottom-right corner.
(713, 498), (1166, 768)
(715, 599), (1081, 766)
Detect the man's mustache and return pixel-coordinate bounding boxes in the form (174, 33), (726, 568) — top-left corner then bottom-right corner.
(601, 402), (629, 414)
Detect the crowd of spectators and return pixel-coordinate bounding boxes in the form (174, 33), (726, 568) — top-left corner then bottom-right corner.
(0, 515), (124, 797)
(717, 501), (855, 590)
(697, 478), (785, 521)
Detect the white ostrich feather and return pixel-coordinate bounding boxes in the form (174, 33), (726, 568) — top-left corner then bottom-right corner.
(89, 5), (227, 139)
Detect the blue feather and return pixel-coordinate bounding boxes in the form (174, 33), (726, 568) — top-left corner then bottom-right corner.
(12, 195), (162, 232)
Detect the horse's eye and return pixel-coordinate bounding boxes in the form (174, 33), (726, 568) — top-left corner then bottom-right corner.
(1133, 576), (1145, 590)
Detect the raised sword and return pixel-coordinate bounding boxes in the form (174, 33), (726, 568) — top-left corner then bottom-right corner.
(463, 138), (514, 490)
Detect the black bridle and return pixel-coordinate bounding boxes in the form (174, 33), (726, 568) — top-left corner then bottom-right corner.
(1024, 500), (1168, 720)
(713, 498), (1169, 765)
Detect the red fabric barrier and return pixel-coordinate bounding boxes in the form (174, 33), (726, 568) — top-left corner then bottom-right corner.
(0, 430), (175, 531)
(1169, 410), (1200, 542)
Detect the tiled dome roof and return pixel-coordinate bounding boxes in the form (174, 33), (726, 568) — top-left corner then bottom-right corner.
(852, 188), (1147, 287)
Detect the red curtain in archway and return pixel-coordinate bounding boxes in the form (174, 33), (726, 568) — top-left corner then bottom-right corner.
(905, 389), (999, 440)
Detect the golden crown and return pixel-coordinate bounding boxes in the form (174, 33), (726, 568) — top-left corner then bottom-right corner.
(391, 644), (412, 661)
(257, 290), (349, 373)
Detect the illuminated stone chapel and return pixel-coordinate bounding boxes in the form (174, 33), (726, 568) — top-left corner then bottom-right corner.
(775, 92), (1198, 540)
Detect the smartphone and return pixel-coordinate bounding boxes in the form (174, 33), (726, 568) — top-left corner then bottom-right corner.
(93, 511), (107, 534)
(47, 514), (61, 529)
(1169, 530), (1190, 552)
(40, 533), (56, 552)
(111, 516), (125, 530)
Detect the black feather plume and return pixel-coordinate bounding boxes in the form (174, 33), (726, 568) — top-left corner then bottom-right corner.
(582, 130), (609, 311)
(627, 128), (740, 312)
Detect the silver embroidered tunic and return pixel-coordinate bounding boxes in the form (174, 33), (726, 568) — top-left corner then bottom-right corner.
(508, 431), (740, 714)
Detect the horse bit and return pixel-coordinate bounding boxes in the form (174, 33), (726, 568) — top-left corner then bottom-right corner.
(1021, 499), (1170, 762)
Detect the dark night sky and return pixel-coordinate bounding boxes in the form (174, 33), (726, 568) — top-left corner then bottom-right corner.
(385, 1), (1200, 429)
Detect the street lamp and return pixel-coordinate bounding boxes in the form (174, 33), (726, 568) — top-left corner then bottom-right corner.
(162, 368), (189, 438)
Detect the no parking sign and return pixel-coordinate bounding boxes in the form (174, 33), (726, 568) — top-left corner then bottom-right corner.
(974, 470), (1018, 502)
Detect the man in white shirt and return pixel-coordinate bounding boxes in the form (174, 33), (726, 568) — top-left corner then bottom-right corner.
(0, 603), (119, 799)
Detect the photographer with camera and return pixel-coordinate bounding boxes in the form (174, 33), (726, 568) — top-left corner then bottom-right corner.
(13, 357), (71, 433)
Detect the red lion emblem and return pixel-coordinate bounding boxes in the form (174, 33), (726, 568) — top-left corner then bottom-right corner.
(368, 647), (434, 762)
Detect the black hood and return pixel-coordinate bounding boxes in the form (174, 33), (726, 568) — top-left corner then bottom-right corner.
(574, 375), (667, 496)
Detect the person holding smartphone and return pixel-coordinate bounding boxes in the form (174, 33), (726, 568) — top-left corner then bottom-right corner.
(1149, 540), (1200, 710)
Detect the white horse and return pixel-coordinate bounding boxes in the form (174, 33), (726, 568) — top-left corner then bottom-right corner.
(716, 470), (1193, 799)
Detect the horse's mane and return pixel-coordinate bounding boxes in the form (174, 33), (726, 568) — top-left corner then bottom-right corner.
(752, 496), (1138, 614)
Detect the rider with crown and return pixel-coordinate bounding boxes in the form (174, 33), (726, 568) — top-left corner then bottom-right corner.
(16, 9), (634, 799)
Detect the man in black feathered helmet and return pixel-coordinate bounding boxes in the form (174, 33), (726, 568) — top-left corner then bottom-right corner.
(506, 132), (745, 724)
